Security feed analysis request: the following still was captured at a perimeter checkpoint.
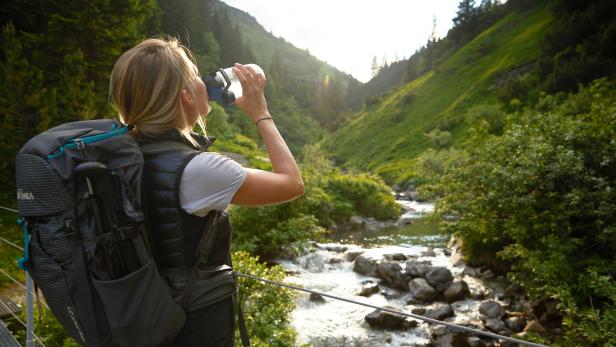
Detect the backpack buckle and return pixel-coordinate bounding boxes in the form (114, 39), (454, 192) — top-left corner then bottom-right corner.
(75, 138), (85, 150)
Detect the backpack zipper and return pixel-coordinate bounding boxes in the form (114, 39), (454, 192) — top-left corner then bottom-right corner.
(48, 123), (128, 159)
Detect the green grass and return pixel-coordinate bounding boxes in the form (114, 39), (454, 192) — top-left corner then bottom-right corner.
(0, 209), (25, 292)
(322, 4), (552, 184)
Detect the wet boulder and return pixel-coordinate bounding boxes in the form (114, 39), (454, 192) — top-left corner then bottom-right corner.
(358, 282), (379, 297)
(426, 267), (454, 292)
(425, 303), (454, 321)
(317, 243), (348, 253)
(484, 318), (508, 333)
(383, 252), (407, 261)
(346, 250), (364, 262)
(377, 261), (411, 291)
(505, 316), (526, 333)
(364, 308), (410, 330)
(444, 280), (470, 303)
(408, 278), (438, 302)
(309, 293), (326, 303)
(479, 301), (506, 319)
(353, 254), (378, 276)
(404, 260), (432, 278)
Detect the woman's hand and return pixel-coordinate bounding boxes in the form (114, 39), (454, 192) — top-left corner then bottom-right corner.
(233, 63), (268, 121)
(229, 64), (304, 206)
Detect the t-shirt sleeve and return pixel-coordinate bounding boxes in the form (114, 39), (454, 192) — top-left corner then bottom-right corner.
(179, 152), (247, 217)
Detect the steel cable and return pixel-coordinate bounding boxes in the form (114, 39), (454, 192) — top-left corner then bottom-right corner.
(0, 298), (45, 346)
(237, 272), (547, 347)
(2, 204), (546, 346)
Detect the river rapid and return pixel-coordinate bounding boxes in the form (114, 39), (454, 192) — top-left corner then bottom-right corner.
(276, 200), (520, 347)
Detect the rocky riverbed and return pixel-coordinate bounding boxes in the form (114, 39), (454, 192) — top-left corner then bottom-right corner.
(276, 200), (555, 346)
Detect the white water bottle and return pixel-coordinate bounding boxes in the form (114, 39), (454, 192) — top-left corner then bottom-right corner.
(220, 64), (265, 100)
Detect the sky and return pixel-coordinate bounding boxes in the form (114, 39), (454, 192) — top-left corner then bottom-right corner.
(221, 0), (460, 82)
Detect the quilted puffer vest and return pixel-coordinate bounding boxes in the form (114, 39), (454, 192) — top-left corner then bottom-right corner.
(138, 129), (232, 278)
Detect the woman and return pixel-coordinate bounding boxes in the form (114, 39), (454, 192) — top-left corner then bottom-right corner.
(109, 38), (303, 346)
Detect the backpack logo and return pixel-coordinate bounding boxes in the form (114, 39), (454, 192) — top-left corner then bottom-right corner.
(17, 189), (34, 200)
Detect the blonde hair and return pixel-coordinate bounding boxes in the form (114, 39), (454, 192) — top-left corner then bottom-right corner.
(109, 38), (206, 144)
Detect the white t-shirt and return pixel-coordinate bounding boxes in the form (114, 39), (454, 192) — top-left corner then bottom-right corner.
(179, 152), (247, 217)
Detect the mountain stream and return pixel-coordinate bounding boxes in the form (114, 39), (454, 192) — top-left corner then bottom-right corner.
(275, 200), (517, 347)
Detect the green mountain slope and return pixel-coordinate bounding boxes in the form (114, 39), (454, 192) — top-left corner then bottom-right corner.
(323, 4), (552, 184)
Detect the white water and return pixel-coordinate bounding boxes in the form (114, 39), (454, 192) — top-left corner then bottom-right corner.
(277, 201), (499, 347)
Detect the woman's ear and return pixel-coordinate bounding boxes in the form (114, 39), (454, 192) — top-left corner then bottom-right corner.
(181, 89), (194, 106)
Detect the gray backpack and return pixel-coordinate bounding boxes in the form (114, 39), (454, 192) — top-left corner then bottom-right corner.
(15, 119), (188, 346)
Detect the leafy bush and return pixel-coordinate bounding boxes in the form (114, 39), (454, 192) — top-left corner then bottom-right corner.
(433, 79), (616, 345)
(232, 251), (299, 347)
(11, 305), (79, 347)
(425, 128), (452, 149)
(325, 172), (400, 220)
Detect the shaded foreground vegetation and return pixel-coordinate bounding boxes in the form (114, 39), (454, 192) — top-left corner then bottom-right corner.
(430, 79), (616, 345)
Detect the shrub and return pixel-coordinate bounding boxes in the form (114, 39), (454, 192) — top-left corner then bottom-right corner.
(232, 251), (298, 347)
(425, 128), (452, 149)
(433, 79), (616, 345)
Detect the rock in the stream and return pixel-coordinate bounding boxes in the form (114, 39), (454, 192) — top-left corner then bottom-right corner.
(377, 261), (411, 290)
(346, 250), (364, 262)
(450, 251), (465, 267)
(408, 278), (438, 302)
(426, 267), (454, 292)
(505, 316), (526, 333)
(397, 215), (414, 226)
(425, 303), (454, 321)
(421, 248), (436, 257)
(383, 252), (407, 261)
(484, 318), (508, 333)
(309, 293), (326, 303)
(404, 260), (432, 278)
(430, 332), (475, 347)
(328, 256), (343, 264)
(364, 308), (408, 330)
(411, 307), (426, 315)
(358, 282), (379, 297)
(317, 243), (348, 252)
(444, 280), (470, 303)
(479, 301), (506, 319)
(353, 254), (378, 276)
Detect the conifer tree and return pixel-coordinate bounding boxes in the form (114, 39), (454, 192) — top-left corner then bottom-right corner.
(0, 23), (56, 167)
(453, 0), (477, 27)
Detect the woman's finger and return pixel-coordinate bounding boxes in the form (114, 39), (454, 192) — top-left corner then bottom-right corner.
(234, 64), (258, 92)
(233, 64), (249, 92)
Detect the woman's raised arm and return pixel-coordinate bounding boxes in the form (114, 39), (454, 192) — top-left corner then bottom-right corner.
(230, 64), (304, 206)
